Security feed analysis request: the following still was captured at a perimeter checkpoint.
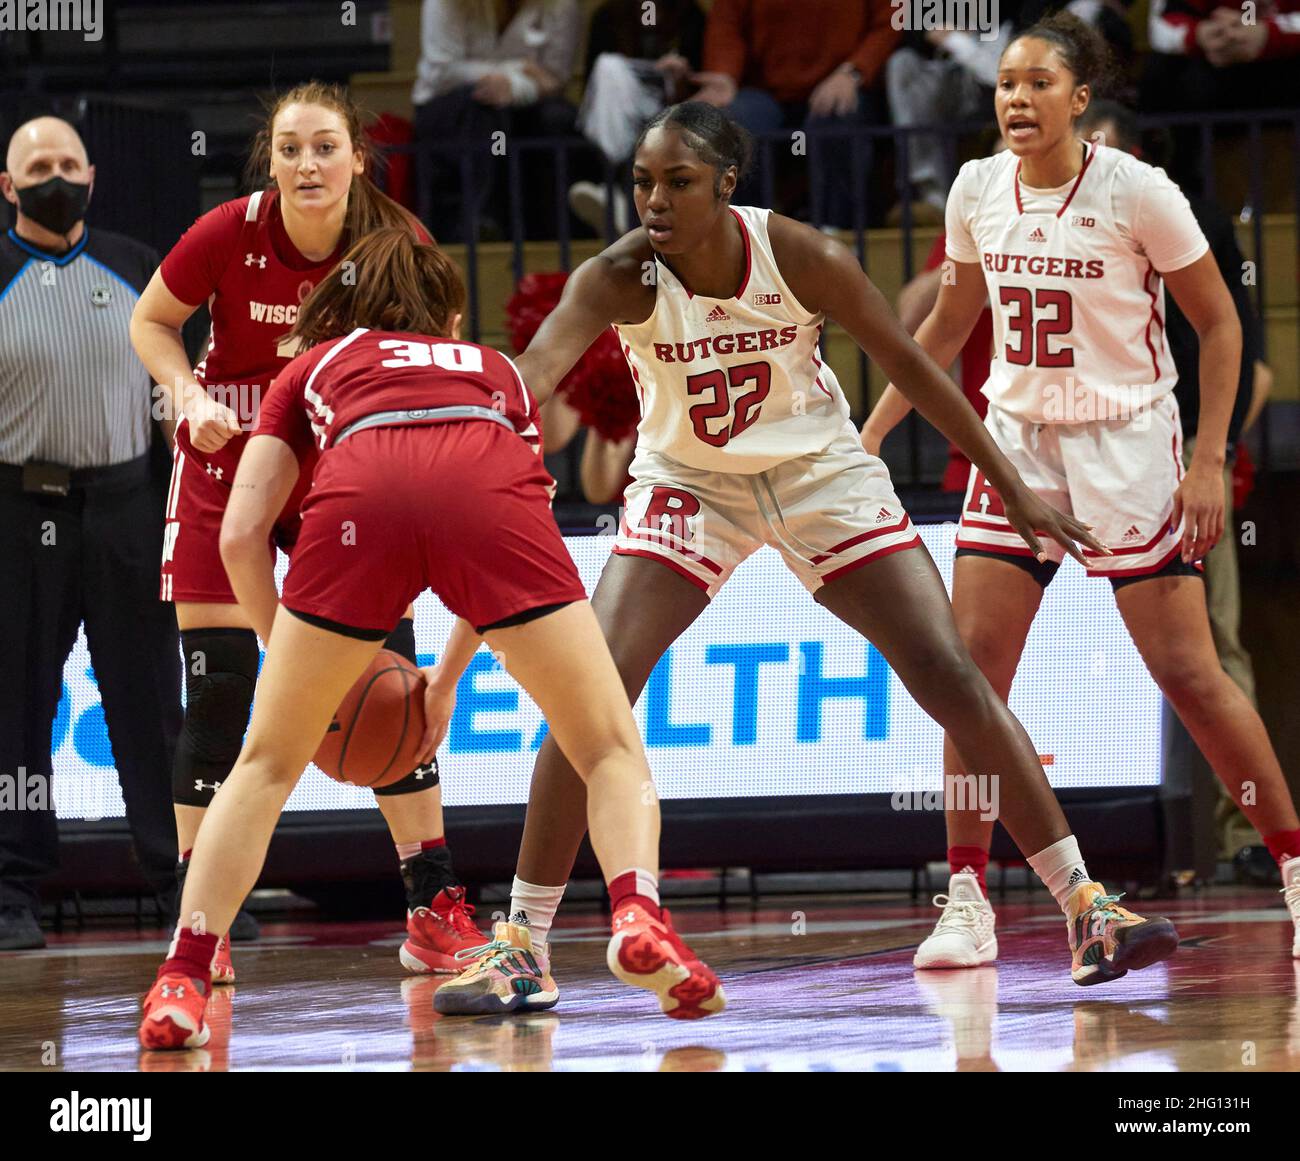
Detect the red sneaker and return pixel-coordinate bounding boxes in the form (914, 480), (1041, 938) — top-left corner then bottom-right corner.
(139, 973), (210, 1050)
(211, 934), (235, 986)
(399, 885), (488, 974)
(606, 901), (726, 1020)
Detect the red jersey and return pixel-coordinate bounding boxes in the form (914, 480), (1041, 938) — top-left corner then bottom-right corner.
(160, 189), (431, 484)
(254, 328), (542, 461)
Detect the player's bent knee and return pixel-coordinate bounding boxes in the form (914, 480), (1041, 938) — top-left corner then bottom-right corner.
(173, 628), (260, 807)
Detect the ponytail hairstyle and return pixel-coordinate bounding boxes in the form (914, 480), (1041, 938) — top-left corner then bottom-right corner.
(245, 80), (426, 248)
(635, 100), (754, 198)
(1004, 11), (1118, 103)
(285, 228), (466, 348)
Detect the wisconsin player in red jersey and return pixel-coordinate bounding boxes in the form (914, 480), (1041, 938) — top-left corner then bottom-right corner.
(864, 14), (1300, 966)
(138, 231), (725, 1047)
(129, 83), (485, 985)
(431, 100), (1181, 1011)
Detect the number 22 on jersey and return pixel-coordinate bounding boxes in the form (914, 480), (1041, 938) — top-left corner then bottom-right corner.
(686, 361), (771, 447)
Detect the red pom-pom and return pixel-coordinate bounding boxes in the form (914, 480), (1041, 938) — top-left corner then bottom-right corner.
(1232, 442), (1255, 511)
(504, 271), (640, 442)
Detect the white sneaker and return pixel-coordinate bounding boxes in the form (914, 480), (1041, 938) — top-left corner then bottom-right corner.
(914, 870), (998, 969)
(568, 181), (631, 236)
(1281, 856), (1300, 959)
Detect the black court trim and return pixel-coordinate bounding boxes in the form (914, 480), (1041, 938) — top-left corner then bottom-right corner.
(284, 606), (392, 641)
(955, 546), (1061, 589)
(476, 601), (574, 635)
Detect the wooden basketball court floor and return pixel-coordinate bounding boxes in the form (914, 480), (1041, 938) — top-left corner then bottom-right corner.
(2, 885), (1297, 1072)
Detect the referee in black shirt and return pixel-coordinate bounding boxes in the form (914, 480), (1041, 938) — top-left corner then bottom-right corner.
(0, 116), (182, 949)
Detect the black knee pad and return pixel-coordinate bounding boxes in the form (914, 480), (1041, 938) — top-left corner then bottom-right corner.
(370, 618), (440, 795)
(372, 758), (440, 796)
(173, 628), (260, 806)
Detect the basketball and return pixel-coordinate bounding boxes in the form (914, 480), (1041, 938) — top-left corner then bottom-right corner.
(313, 649), (428, 789)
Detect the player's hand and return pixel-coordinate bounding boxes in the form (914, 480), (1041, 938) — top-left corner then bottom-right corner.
(1001, 482), (1110, 567)
(416, 666), (457, 766)
(185, 393), (242, 453)
(1171, 462), (1224, 564)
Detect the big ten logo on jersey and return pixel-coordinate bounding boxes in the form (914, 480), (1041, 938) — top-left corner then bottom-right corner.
(378, 339), (485, 373)
(966, 472), (1005, 519)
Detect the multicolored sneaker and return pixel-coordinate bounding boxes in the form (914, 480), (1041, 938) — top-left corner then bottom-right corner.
(913, 870), (998, 969)
(211, 934), (235, 986)
(1281, 856), (1300, 959)
(139, 973), (211, 1050)
(1067, 883), (1179, 986)
(400, 885), (489, 974)
(606, 902), (725, 1020)
(432, 921), (559, 1015)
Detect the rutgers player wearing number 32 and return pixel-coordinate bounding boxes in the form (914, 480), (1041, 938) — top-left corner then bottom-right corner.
(862, 13), (1300, 967)
(432, 99), (1183, 1017)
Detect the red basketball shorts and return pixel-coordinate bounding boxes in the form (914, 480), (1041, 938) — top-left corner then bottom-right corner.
(280, 420), (587, 635)
(160, 424), (308, 603)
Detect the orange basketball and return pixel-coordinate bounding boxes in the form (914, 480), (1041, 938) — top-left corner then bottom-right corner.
(314, 649), (428, 789)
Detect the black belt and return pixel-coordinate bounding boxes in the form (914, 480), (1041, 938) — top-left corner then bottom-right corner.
(0, 454), (151, 495)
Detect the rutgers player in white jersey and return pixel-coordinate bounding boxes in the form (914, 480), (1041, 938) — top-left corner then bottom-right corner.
(865, 13), (1300, 967)
(431, 101), (1186, 1015)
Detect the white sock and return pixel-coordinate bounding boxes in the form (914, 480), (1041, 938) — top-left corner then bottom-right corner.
(1026, 835), (1090, 913)
(509, 877), (566, 952)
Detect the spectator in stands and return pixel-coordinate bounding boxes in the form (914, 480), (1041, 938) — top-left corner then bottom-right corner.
(693, 0), (899, 226)
(411, 0), (581, 239)
(886, 20), (1015, 225)
(1142, 0), (1299, 189)
(568, 0), (707, 236)
(0, 117), (181, 949)
(1079, 99), (1276, 858)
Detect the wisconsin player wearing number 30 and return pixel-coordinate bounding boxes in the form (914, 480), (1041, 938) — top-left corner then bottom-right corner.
(432, 100), (1179, 1019)
(863, 13), (1300, 966)
(138, 231), (724, 1047)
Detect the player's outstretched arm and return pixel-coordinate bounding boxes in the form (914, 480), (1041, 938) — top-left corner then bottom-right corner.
(772, 217), (1107, 564)
(514, 247), (651, 407)
(220, 434), (300, 644)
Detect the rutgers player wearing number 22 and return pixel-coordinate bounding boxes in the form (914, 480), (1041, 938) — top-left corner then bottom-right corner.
(129, 83), (486, 996)
(863, 13), (1300, 966)
(138, 230), (724, 1048)
(432, 100), (1181, 1019)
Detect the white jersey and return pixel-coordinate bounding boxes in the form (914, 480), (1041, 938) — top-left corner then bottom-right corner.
(614, 204), (852, 474)
(946, 142), (1209, 424)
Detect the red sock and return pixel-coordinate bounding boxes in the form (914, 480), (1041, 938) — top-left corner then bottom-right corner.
(949, 845), (989, 892)
(159, 925), (217, 988)
(1263, 830), (1300, 868)
(608, 869), (660, 917)
(421, 837), (447, 851)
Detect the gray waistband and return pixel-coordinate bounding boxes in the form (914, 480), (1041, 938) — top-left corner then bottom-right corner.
(333, 405), (516, 445)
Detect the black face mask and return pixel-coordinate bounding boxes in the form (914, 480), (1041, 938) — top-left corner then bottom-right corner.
(15, 175), (90, 237)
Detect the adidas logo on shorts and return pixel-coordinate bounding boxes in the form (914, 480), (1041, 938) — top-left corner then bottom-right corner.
(1121, 524), (1143, 543)
(704, 305), (729, 322)
(875, 507), (893, 522)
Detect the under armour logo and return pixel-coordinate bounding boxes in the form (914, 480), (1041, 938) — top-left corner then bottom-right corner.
(205, 464), (223, 480)
(193, 779), (222, 793)
(614, 908), (638, 928)
(160, 983), (185, 998)
(245, 253), (267, 268)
